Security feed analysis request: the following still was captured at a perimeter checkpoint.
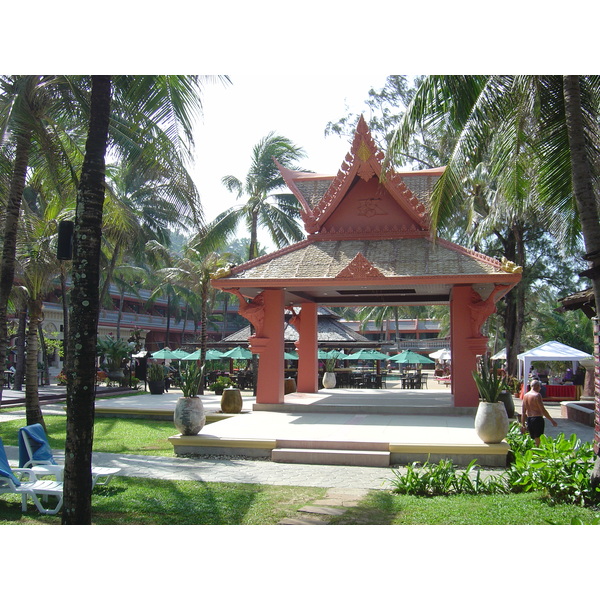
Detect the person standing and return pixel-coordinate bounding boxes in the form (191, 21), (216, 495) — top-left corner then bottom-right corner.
(521, 379), (557, 446)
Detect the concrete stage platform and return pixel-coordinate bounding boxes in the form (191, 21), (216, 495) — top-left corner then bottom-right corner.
(157, 387), (511, 468)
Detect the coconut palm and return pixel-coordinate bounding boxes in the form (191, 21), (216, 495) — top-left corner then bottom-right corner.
(200, 132), (306, 261)
(62, 75), (216, 524)
(0, 76), (82, 402)
(388, 74), (600, 488)
(14, 190), (63, 429)
(155, 245), (231, 394)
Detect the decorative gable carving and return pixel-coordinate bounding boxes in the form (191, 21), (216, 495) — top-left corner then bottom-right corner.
(336, 253), (384, 279)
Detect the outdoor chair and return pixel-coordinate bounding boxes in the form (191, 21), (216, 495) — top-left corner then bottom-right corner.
(18, 424), (121, 487)
(0, 437), (63, 515)
(420, 373), (428, 388)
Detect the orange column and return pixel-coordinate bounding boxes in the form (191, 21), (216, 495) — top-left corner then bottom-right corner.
(295, 302), (318, 393)
(450, 285), (488, 407)
(249, 289), (285, 404)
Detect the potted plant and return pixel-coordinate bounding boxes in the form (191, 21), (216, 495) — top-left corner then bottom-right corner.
(97, 335), (134, 383)
(174, 362), (206, 435)
(322, 356), (337, 389)
(472, 357), (509, 443)
(147, 362), (165, 395)
(209, 375), (233, 395)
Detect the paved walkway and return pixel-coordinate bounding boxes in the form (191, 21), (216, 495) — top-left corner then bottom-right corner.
(1, 384), (595, 492)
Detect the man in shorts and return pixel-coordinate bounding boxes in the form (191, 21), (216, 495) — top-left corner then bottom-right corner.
(521, 379), (557, 446)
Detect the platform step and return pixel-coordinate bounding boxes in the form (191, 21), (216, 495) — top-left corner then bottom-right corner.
(276, 439), (389, 452)
(271, 447), (390, 467)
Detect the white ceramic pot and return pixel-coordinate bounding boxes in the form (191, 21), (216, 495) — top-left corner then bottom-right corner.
(474, 402), (509, 443)
(322, 372), (336, 389)
(174, 396), (206, 435)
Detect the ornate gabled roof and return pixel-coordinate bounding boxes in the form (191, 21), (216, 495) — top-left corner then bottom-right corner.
(278, 116), (443, 239)
(211, 118), (521, 307)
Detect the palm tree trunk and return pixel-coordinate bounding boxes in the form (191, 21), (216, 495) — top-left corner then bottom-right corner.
(165, 293), (171, 348)
(501, 224), (526, 377)
(116, 288), (125, 339)
(199, 289), (208, 394)
(25, 297), (46, 429)
(180, 302), (189, 345)
(38, 322), (50, 385)
(562, 75), (600, 488)
(0, 129), (32, 406)
(14, 304), (27, 390)
(63, 75), (111, 525)
(60, 264), (69, 369)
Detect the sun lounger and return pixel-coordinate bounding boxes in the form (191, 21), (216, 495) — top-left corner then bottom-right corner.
(18, 424), (121, 487)
(0, 438), (63, 515)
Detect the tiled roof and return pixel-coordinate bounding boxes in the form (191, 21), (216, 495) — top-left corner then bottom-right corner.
(219, 309), (372, 345)
(228, 238), (505, 281)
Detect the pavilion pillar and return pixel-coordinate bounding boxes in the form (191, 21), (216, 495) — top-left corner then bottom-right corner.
(295, 302), (319, 393)
(450, 285), (489, 407)
(248, 289), (285, 404)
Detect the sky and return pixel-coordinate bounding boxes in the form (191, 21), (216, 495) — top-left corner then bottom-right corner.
(191, 71), (390, 226)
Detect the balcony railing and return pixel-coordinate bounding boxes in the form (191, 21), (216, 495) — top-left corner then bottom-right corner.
(382, 338), (449, 352)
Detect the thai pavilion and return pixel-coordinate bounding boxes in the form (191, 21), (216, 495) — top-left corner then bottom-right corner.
(211, 117), (521, 408)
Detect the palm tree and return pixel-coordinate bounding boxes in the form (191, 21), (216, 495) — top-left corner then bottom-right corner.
(14, 206), (62, 430)
(156, 245), (231, 394)
(201, 132), (306, 261)
(62, 75), (215, 524)
(0, 76), (80, 403)
(388, 74), (600, 488)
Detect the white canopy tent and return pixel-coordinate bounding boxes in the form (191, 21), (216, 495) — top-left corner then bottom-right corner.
(517, 341), (592, 384)
(429, 348), (451, 360)
(491, 348), (507, 361)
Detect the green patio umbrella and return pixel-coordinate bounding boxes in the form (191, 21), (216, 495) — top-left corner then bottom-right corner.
(180, 349), (224, 361)
(171, 349), (191, 359)
(347, 349), (390, 360)
(151, 348), (179, 360)
(222, 346), (253, 359)
(390, 350), (435, 364)
(284, 351), (299, 360)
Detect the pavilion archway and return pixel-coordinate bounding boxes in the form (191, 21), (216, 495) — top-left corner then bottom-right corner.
(211, 117), (521, 408)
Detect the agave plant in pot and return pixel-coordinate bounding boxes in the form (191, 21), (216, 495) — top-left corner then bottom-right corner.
(472, 357), (509, 443)
(174, 362), (206, 435)
(147, 362), (165, 395)
(322, 356), (337, 389)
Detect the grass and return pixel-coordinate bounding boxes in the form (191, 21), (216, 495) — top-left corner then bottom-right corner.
(1, 481), (597, 525)
(0, 414), (176, 456)
(2, 412), (598, 525)
(328, 490), (599, 525)
(0, 478), (327, 525)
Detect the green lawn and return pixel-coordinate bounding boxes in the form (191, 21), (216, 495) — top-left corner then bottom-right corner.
(2, 413), (599, 525)
(1, 479), (597, 524)
(0, 414), (176, 456)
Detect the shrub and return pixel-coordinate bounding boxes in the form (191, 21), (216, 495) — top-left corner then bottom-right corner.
(388, 426), (600, 507)
(505, 432), (600, 506)
(209, 376), (233, 394)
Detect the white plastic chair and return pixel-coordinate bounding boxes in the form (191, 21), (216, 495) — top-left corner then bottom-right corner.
(0, 438), (63, 515)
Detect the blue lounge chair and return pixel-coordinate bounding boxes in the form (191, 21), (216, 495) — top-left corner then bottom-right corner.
(18, 424), (121, 487)
(0, 437), (63, 515)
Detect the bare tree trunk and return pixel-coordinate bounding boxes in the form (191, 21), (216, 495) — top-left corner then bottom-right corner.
(25, 297), (45, 429)
(37, 322), (50, 385)
(562, 75), (600, 488)
(0, 129), (32, 405)
(63, 76), (111, 525)
(60, 265), (70, 369)
(14, 304), (27, 390)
